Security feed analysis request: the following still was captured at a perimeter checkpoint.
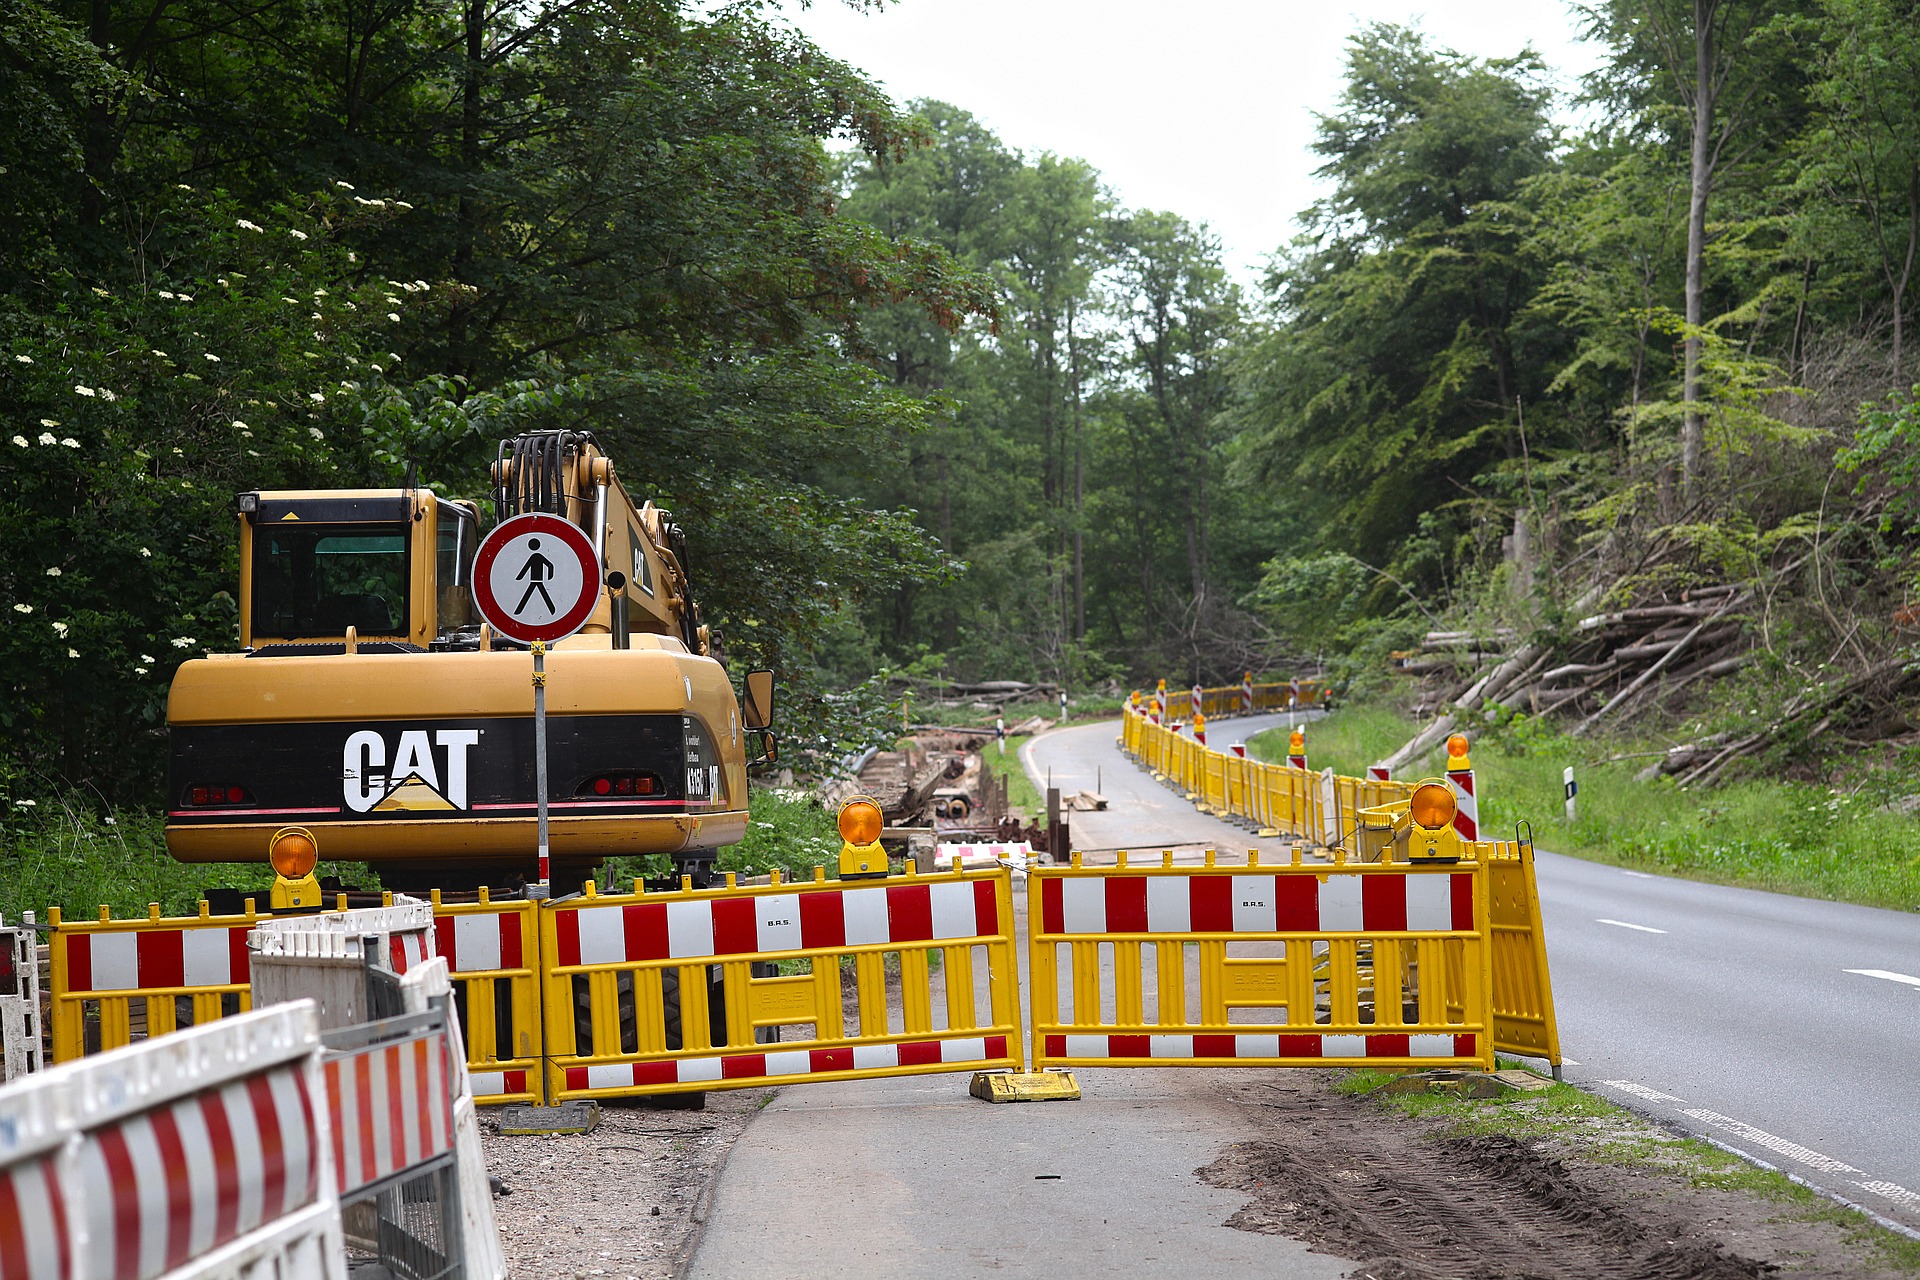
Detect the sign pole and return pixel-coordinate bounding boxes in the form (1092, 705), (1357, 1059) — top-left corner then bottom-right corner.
(532, 640), (550, 890)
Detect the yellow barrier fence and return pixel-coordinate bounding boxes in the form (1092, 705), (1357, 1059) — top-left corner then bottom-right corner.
(429, 889), (545, 1105)
(1484, 837), (1563, 1066)
(1029, 848), (1495, 1070)
(1125, 707), (1412, 849)
(48, 899), (264, 1062)
(541, 863), (1024, 1101)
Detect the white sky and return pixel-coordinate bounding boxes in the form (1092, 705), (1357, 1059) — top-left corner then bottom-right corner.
(780, 0), (1605, 281)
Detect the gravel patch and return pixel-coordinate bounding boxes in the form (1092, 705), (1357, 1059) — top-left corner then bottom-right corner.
(482, 1089), (771, 1279)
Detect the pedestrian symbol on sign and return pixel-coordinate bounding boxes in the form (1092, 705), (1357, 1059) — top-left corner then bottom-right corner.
(515, 538), (557, 616)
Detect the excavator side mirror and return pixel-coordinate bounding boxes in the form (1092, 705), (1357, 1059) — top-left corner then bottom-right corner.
(743, 669), (775, 730)
(747, 729), (778, 766)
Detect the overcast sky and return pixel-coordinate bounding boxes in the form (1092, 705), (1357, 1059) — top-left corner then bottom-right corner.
(780, 0), (1604, 281)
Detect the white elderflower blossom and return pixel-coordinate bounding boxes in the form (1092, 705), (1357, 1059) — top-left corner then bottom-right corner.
(289, 229), (309, 241)
(61, 438), (80, 449)
(13, 354), (31, 364)
(171, 637), (195, 648)
(134, 668), (149, 676)
(74, 385), (96, 397)
(283, 296), (300, 304)
(387, 313), (401, 323)
(67, 648), (79, 659)
(138, 550), (151, 559)
(394, 200), (413, 211)
(177, 293), (192, 301)
(151, 350), (169, 359)
(45, 567), (60, 576)
(11, 436), (26, 448)
(231, 419), (249, 430)
(309, 392), (325, 403)
(334, 180), (355, 190)
(38, 419), (57, 428)
(141, 654), (155, 664)
(237, 219), (263, 232)
(99, 388), (116, 402)
(52, 622), (68, 637)
(313, 289), (328, 298)
(204, 353), (221, 362)
(14, 799), (35, 808)
(309, 427), (325, 440)
(158, 290), (177, 300)
(12, 604), (31, 614)
(37, 432), (55, 445)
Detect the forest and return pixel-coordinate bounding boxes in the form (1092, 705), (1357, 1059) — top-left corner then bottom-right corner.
(4, 0), (1920, 813)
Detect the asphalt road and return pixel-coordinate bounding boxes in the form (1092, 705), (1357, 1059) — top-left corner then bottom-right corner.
(1033, 714), (1920, 1234)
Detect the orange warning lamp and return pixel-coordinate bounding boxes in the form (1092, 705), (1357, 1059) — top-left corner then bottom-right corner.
(837, 796), (888, 879)
(1446, 734), (1471, 768)
(1288, 728), (1305, 754)
(268, 825), (322, 910)
(1409, 783), (1457, 831)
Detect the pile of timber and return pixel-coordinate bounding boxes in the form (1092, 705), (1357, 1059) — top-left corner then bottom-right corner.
(1384, 585), (1756, 773)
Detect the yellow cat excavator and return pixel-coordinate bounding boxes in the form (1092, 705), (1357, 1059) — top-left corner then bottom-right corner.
(165, 430), (774, 904)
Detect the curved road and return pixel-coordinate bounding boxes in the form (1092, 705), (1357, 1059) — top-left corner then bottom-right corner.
(1027, 715), (1920, 1234)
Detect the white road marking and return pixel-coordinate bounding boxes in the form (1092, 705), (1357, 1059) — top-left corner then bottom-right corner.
(1596, 918), (1667, 934)
(1600, 1080), (1684, 1103)
(1621, 871), (1655, 879)
(1844, 968), (1920, 989)
(1679, 1109), (1862, 1174)
(1859, 1181), (1920, 1209)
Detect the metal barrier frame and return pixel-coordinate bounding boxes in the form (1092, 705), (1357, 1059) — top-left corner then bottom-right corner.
(428, 891), (543, 1106)
(1028, 848), (1496, 1072)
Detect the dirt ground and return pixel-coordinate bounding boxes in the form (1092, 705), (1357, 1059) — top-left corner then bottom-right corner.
(1200, 1073), (1911, 1280)
(482, 1072), (1912, 1280)
(482, 1089), (767, 1280)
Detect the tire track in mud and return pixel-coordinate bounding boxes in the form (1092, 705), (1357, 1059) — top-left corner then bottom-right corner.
(1201, 1077), (1793, 1280)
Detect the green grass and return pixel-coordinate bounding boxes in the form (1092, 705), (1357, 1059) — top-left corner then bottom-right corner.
(1248, 701), (1920, 912)
(0, 802), (373, 922)
(1337, 1065), (1920, 1272)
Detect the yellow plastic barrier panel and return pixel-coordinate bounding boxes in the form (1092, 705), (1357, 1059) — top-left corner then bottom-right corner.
(1481, 839), (1564, 1068)
(1029, 849), (1495, 1072)
(48, 899), (268, 1062)
(429, 888), (545, 1105)
(539, 863), (1023, 1101)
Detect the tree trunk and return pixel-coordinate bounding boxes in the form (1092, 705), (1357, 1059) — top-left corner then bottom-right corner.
(1681, 0), (1715, 495)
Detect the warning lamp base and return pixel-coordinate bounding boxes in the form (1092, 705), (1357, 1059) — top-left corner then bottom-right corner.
(838, 838), (890, 880)
(270, 872), (322, 910)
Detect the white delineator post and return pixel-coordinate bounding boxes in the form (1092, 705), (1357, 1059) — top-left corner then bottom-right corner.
(1446, 734), (1479, 841)
(1563, 765), (1577, 824)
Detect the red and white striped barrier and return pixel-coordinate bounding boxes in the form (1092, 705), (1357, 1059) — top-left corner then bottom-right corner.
(553, 879), (1002, 966)
(565, 1034), (1011, 1092)
(933, 843), (1033, 870)
(1038, 869), (1475, 936)
(1041, 1031), (1477, 1061)
(1369, 764), (1390, 782)
(60, 923), (251, 996)
(323, 1031), (452, 1197)
(0, 1002), (345, 1280)
(1446, 736), (1479, 841)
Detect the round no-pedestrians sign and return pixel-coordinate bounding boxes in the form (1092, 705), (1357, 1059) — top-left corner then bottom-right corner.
(472, 513), (601, 644)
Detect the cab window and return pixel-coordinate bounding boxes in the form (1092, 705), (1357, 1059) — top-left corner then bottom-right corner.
(436, 506), (479, 633)
(252, 524), (409, 638)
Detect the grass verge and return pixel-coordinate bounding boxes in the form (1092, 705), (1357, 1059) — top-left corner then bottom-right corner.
(1248, 701), (1920, 912)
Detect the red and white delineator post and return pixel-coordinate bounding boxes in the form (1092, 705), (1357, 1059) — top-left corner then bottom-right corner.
(0, 1001), (347, 1280)
(1191, 683), (1203, 720)
(1368, 764), (1390, 782)
(1153, 679), (1166, 725)
(1241, 672), (1254, 716)
(1446, 734), (1479, 841)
